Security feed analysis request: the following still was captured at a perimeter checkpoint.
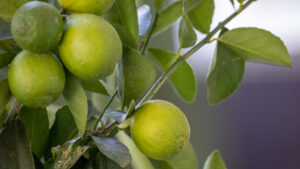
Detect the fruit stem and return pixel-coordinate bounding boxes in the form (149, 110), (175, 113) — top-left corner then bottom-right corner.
(138, 0), (256, 105)
(93, 88), (119, 130)
(140, 13), (159, 55)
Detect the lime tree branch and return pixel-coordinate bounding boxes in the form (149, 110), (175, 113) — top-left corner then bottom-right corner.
(140, 13), (159, 54)
(138, 0), (256, 104)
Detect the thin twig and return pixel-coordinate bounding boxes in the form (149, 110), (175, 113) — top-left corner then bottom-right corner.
(140, 13), (159, 55)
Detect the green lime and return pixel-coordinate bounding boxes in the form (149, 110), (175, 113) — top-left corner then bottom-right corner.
(8, 51), (65, 108)
(11, 1), (63, 52)
(130, 100), (190, 160)
(59, 14), (122, 80)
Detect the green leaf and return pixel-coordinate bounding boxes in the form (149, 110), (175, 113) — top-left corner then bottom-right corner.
(114, 0), (139, 41)
(187, 0), (214, 34)
(218, 27), (291, 66)
(203, 150), (227, 169)
(185, 0), (205, 12)
(179, 16), (197, 48)
(92, 136), (131, 168)
(112, 23), (138, 49)
(154, 0), (167, 12)
(45, 138), (89, 169)
(0, 66), (8, 82)
(238, 0), (245, 4)
(117, 62), (125, 104)
(19, 106), (50, 157)
(229, 0), (235, 7)
(63, 74), (88, 136)
(81, 79), (109, 96)
(0, 120), (36, 169)
(105, 109), (126, 123)
(152, 143), (198, 169)
(0, 18), (11, 40)
(0, 79), (10, 113)
(0, 38), (20, 52)
(207, 29), (245, 105)
(0, 51), (15, 68)
(154, 1), (184, 34)
(148, 48), (197, 103)
(0, 0), (47, 22)
(49, 106), (76, 147)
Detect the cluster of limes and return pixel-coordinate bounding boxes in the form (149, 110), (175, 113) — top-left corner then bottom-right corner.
(7, 0), (191, 162)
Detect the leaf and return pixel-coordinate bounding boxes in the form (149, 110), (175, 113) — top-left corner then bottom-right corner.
(179, 16), (197, 48)
(154, 0), (167, 12)
(238, 0), (245, 4)
(185, 0), (205, 12)
(19, 106), (50, 157)
(0, 18), (11, 40)
(112, 23), (138, 49)
(105, 109), (127, 123)
(0, 0), (47, 22)
(229, 0), (235, 8)
(117, 61), (125, 103)
(114, 0), (139, 41)
(0, 51), (15, 68)
(0, 38), (20, 52)
(137, 4), (152, 36)
(218, 27), (291, 66)
(154, 1), (184, 34)
(92, 136), (131, 168)
(0, 120), (36, 169)
(207, 29), (245, 105)
(81, 79), (109, 96)
(148, 48), (197, 103)
(0, 79), (10, 113)
(45, 138), (89, 169)
(203, 150), (227, 169)
(0, 66), (8, 81)
(187, 0), (215, 34)
(63, 74), (88, 136)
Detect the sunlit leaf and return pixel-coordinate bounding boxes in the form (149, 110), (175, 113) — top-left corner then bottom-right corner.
(203, 150), (227, 169)
(80, 79), (109, 96)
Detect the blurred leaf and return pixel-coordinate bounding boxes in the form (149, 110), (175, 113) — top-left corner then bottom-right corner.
(179, 16), (197, 48)
(0, 38), (20, 52)
(81, 79), (109, 96)
(48, 0), (61, 10)
(112, 23), (138, 49)
(115, 0), (139, 41)
(92, 136), (131, 168)
(187, 0), (215, 34)
(105, 109), (126, 123)
(152, 143), (198, 169)
(116, 131), (155, 169)
(0, 120), (36, 169)
(154, 0), (167, 12)
(63, 74), (88, 136)
(203, 150), (227, 169)
(19, 106), (50, 157)
(137, 4), (152, 36)
(0, 79), (10, 113)
(207, 28), (245, 105)
(0, 51), (15, 68)
(154, 1), (184, 34)
(218, 27), (291, 66)
(45, 138), (89, 169)
(148, 48), (197, 103)
(185, 0), (204, 12)
(0, 0), (47, 22)
(0, 18), (11, 40)
(229, 0), (235, 7)
(126, 100), (135, 117)
(238, 0), (245, 4)
(0, 66), (8, 81)
(117, 61), (125, 104)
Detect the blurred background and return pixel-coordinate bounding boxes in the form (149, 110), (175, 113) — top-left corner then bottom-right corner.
(148, 0), (300, 168)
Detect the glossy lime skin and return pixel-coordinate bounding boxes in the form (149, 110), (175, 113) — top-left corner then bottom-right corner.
(11, 1), (63, 53)
(130, 100), (190, 160)
(59, 14), (122, 80)
(8, 51), (65, 108)
(58, 0), (115, 15)
(123, 49), (156, 106)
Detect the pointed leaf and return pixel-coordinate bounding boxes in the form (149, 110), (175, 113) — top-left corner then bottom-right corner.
(229, 0), (235, 8)
(0, 79), (10, 113)
(81, 79), (109, 96)
(105, 109), (127, 123)
(92, 136), (131, 168)
(137, 4), (152, 36)
(0, 120), (36, 169)
(218, 27), (291, 66)
(63, 74), (88, 136)
(185, 0), (205, 12)
(203, 150), (227, 169)
(187, 0), (214, 34)
(148, 48), (197, 103)
(112, 23), (138, 49)
(154, 1), (184, 34)
(179, 16), (197, 48)
(19, 106), (50, 157)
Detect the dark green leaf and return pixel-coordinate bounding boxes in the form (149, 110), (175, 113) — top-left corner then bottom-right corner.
(154, 1), (184, 34)
(137, 4), (152, 36)
(112, 23), (138, 49)
(0, 79), (10, 113)
(0, 66), (8, 82)
(114, 0), (139, 41)
(63, 74), (88, 136)
(0, 51), (15, 68)
(81, 79), (109, 96)
(154, 0), (167, 12)
(187, 0), (214, 34)
(229, 0), (235, 8)
(203, 150), (227, 169)
(0, 38), (20, 52)
(45, 138), (89, 169)
(148, 48), (197, 103)
(92, 136), (131, 168)
(207, 29), (245, 105)
(238, 0), (245, 4)
(105, 109), (126, 123)
(179, 16), (197, 48)
(0, 18), (11, 40)
(0, 120), (36, 169)
(218, 27), (291, 66)
(19, 106), (50, 157)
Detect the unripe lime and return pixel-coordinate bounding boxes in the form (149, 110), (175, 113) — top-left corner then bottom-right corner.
(130, 100), (190, 160)
(123, 49), (156, 106)
(8, 51), (65, 108)
(59, 14), (122, 80)
(58, 0), (115, 15)
(11, 1), (63, 52)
